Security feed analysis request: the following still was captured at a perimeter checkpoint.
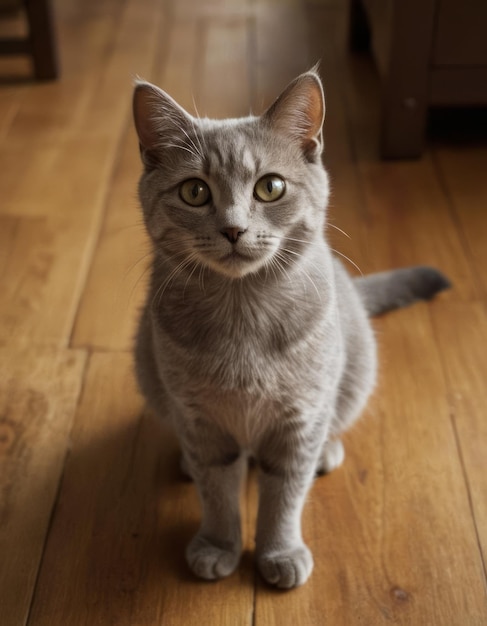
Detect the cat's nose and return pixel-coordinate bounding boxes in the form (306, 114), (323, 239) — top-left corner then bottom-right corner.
(220, 227), (247, 244)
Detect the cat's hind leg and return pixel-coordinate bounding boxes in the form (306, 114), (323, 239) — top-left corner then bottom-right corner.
(316, 318), (377, 476)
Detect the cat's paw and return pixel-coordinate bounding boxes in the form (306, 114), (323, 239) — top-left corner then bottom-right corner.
(257, 544), (313, 589)
(186, 534), (241, 580)
(316, 439), (345, 476)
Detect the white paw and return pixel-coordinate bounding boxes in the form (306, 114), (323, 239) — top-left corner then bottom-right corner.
(316, 439), (345, 475)
(258, 544), (313, 589)
(186, 534), (241, 580)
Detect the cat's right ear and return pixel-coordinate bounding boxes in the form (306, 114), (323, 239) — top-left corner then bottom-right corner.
(262, 70), (325, 162)
(133, 81), (192, 168)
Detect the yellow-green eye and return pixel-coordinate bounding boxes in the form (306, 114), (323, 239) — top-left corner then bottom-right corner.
(254, 175), (286, 202)
(179, 179), (211, 206)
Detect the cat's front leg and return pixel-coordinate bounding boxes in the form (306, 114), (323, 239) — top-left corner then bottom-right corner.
(180, 420), (244, 581)
(255, 421), (327, 589)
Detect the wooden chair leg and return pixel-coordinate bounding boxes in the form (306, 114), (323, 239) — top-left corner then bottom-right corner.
(348, 0), (370, 52)
(24, 0), (58, 80)
(379, 0), (436, 158)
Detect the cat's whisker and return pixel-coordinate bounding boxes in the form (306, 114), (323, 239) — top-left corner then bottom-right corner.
(262, 257), (271, 284)
(154, 254), (197, 307)
(267, 255), (280, 283)
(151, 248), (195, 307)
(277, 249), (322, 302)
(123, 249), (154, 281)
(281, 235), (313, 245)
(182, 254), (202, 298)
(191, 93), (201, 120)
(188, 110), (206, 158)
(281, 236), (361, 280)
(273, 251), (294, 284)
(176, 123), (204, 159)
(328, 223), (351, 239)
(126, 261), (153, 307)
(162, 142), (201, 159)
(330, 248), (363, 276)
(279, 247), (331, 300)
(198, 262), (207, 293)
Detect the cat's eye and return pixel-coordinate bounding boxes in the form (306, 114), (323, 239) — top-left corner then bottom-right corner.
(179, 179), (211, 207)
(254, 175), (286, 202)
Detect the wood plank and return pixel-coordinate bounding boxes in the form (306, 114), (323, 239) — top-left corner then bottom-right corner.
(254, 305), (487, 624)
(0, 346), (86, 626)
(0, 0), (163, 346)
(431, 301), (487, 569)
(0, 215), (19, 275)
(155, 17), (200, 112)
(3, 0), (125, 148)
(0, 214), (91, 345)
(71, 128), (150, 350)
(27, 352), (254, 626)
(358, 156), (478, 299)
(2, 0), (163, 212)
(0, 86), (24, 142)
(433, 145), (487, 299)
(252, 1), (310, 112)
(197, 16), (251, 118)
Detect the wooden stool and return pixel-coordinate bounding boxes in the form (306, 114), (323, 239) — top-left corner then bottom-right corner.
(0, 0), (58, 80)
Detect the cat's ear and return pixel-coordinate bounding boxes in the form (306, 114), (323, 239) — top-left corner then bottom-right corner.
(133, 80), (193, 167)
(262, 69), (325, 161)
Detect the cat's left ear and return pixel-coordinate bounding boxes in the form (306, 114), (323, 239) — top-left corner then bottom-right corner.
(262, 69), (325, 162)
(133, 80), (194, 167)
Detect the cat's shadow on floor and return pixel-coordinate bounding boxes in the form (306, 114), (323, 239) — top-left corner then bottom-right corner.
(38, 408), (258, 614)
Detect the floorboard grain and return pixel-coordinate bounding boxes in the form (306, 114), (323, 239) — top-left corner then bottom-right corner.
(0, 346), (86, 626)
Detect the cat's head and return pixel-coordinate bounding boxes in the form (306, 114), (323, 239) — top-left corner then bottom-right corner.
(133, 70), (329, 279)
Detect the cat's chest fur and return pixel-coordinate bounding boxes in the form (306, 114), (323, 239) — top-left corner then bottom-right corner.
(150, 259), (342, 398)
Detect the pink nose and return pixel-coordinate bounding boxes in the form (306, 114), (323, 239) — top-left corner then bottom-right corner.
(221, 227), (246, 244)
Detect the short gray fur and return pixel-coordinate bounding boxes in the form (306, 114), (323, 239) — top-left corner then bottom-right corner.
(132, 70), (450, 589)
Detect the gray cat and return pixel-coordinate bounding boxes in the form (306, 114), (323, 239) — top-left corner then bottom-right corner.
(132, 69), (450, 589)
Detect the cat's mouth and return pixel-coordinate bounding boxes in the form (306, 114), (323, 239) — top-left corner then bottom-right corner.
(206, 246), (268, 278)
(197, 238), (278, 278)
(219, 250), (253, 263)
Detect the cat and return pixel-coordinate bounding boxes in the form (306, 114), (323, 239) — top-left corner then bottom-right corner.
(132, 69), (450, 589)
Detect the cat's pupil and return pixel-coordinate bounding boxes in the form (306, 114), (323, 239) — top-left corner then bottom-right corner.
(191, 184), (199, 198)
(266, 181), (273, 194)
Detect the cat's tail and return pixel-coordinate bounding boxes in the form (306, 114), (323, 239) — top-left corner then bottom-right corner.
(353, 266), (451, 317)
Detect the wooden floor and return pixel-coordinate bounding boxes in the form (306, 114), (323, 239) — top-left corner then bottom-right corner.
(1, 0), (486, 623)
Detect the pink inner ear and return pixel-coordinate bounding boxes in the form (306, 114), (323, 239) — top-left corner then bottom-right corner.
(133, 84), (160, 150)
(305, 80), (325, 138)
(263, 73), (325, 154)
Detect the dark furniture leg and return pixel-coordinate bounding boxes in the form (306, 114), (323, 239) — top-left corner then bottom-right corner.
(348, 0), (370, 52)
(25, 0), (58, 79)
(379, 0), (436, 158)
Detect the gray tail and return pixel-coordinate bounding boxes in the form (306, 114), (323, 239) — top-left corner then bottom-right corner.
(354, 266), (451, 317)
